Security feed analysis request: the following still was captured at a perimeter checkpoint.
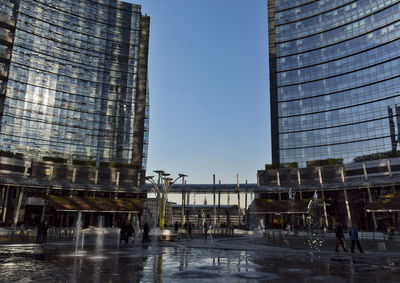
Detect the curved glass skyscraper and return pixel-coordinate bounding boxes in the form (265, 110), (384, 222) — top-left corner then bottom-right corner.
(0, 0), (149, 169)
(269, 0), (400, 167)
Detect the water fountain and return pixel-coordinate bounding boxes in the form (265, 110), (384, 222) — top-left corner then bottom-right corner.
(116, 228), (120, 250)
(305, 191), (324, 256)
(81, 231), (85, 250)
(134, 216), (141, 244)
(259, 219), (265, 231)
(96, 215), (105, 254)
(75, 211), (82, 253)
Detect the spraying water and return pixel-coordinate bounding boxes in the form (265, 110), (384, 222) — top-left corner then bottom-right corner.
(96, 216), (105, 254)
(75, 211), (82, 253)
(134, 216), (141, 244)
(81, 232), (85, 250)
(305, 192), (324, 257)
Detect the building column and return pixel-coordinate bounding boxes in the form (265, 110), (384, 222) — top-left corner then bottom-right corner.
(343, 188), (352, 228)
(181, 187), (185, 226)
(366, 185), (377, 231)
(2, 185), (9, 223)
(13, 186), (25, 228)
(218, 191), (221, 225)
(41, 188), (50, 222)
(321, 190), (328, 231)
(0, 186), (4, 207)
(213, 174), (216, 227)
(244, 189), (248, 224)
(237, 174), (240, 226)
(0, 186), (5, 218)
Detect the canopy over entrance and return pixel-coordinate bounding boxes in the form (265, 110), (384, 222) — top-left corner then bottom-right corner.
(47, 195), (142, 213)
(366, 193), (400, 213)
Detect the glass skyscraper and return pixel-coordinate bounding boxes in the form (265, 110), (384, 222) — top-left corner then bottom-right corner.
(0, 0), (149, 169)
(269, 0), (400, 168)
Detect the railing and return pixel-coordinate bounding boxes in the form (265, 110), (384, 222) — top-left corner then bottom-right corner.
(173, 227), (235, 240)
(2, 227), (74, 243)
(261, 229), (400, 242)
(210, 227), (235, 237)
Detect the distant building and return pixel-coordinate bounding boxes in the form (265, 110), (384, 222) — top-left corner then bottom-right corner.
(0, 0), (150, 227)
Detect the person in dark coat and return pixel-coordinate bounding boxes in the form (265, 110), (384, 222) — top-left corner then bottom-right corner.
(142, 222), (150, 243)
(349, 224), (364, 253)
(120, 222), (127, 244)
(36, 221), (44, 244)
(174, 221), (179, 234)
(187, 222), (193, 239)
(335, 223), (348, 252)
(127, 222), (134, 244)
(41, 222), (48, 244)
(203, 222), (208, 240)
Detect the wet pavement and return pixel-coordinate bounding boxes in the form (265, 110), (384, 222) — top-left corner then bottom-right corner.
(1, 237), (400, 282)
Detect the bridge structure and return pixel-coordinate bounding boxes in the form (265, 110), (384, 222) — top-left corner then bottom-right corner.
(143, 182), (261, 227)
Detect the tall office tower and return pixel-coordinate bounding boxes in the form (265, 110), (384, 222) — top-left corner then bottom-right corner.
(0, 0), (149, 170)
(269, 0), (400, 168)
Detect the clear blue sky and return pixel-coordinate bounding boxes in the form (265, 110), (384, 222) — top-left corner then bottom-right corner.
(128, 0), (271, 184)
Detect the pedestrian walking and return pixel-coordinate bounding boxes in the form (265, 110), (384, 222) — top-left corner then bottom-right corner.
(187, 222), (193, 239)
(335, 223), (348, 252)
(120, 222), (127, 244)
(203, 222), (208, 240)
(127, 222), (134, 244)
(349, 224), (364, 253)
(142, 222), (150, 243)
(41, 222), (48, 244)
(174, 221), (179, 232)
(36, 221), (44, 244)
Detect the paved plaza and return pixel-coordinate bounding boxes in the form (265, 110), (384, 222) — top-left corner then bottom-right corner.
(1, 235), (400, 282)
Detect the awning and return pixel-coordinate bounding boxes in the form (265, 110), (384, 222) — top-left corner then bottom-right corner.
(249, 199), (311, 214)
(47, 195), (142, 213)
(366, 193), (400, 213)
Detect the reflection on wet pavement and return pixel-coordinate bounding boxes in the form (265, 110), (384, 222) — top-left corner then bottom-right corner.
(1, 242), (400, 282)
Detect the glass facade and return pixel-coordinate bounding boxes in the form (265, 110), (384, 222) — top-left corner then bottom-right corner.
(269, 0), (400, 167)
(0, 0), (149, 168)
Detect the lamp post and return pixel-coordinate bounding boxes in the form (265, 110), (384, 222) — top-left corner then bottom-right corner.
(145, 171), (186, 230)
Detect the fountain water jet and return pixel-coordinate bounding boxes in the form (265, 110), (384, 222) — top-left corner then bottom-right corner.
(96, 216), (105, 254)
(75, 211), (82, 253)
(305, 192), (324, 257)
(81, 232), (85, 250)
(134, 216), (140, 244)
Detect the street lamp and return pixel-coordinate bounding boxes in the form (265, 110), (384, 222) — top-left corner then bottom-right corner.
(145, 171), (186, 230)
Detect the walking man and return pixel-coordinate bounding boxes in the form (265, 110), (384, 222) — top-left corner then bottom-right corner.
(349, 224), (364, 253)
(187, 222), (193, 239)
(142, 222), (150, 243)
(335, 223), (348, 252)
